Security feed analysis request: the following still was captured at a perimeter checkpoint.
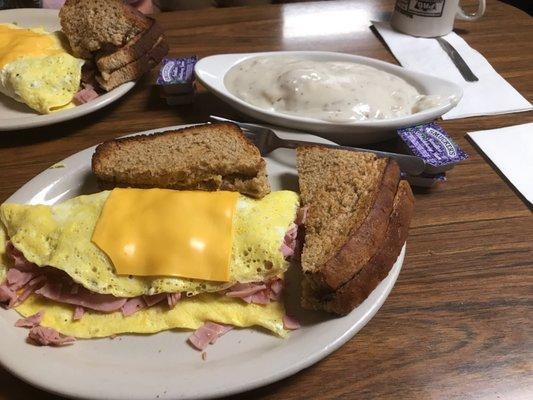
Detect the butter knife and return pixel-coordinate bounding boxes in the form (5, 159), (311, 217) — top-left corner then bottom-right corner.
(436, 37), (479, 82)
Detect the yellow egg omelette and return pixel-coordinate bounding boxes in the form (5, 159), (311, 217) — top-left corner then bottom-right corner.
(0, 23), (84, 114)
(0, 189), (300, 340)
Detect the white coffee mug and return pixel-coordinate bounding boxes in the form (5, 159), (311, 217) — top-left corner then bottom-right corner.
(390, 0), (486, 37)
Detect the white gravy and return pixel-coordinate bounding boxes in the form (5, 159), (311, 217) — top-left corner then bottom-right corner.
(224, 56), (443, 122)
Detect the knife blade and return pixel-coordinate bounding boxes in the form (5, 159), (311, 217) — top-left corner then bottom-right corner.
(436, 37), (479, 82)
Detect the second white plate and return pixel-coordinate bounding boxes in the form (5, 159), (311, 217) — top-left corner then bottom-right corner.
(0, 9), (135, 132)
(0, 125), (405, 399)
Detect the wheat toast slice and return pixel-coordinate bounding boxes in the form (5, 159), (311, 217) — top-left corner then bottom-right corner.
(95, 34), (168, 91)
(302, 180), (414, 315)
(95, 18), (164, 73)
(60, 0), (152, 58)
(92, 123), (271, 198)
(297, 146), (401, 293)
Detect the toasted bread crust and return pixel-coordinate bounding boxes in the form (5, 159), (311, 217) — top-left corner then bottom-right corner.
(96, 167), (271, 199)
(95, 18), (164, 73)
(96, 35), (168, 91)
(302, 180), (414, 315)
(92, 123), (271, 198)
(306, 159), (401, 293)
(218, 166), (271, 198)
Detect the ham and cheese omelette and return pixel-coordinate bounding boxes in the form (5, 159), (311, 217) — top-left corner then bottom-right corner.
(0, 23), (84, 114)
(0, 189), (301, 347)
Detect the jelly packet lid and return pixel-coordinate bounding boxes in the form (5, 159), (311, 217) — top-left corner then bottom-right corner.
(156, 56), (197, 85)
(397, 122), (468, 173)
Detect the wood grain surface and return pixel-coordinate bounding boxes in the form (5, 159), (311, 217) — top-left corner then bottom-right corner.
(0, 1), (532, 399)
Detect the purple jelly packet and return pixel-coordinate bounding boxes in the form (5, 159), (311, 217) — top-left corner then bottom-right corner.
(157, 56), (197, 95)
(397, 122), (468, 174)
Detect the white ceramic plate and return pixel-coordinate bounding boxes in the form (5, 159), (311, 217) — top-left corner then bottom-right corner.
(0, 9), (135, 131)
(195, 51), (463, 144)
(0, 125), (405, 400)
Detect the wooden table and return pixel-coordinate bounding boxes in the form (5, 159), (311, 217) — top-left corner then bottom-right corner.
(1, 1), (532, 399)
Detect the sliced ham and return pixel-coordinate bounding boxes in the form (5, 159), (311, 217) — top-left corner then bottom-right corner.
(188, 330), (211, 351)
(167, 292), (181, 309)
(285, 225), (298, 240)
(6, 268), (34, 291)
(0, 284), (17, 307)
(280, 225), (298, 259)
(143, 293), (167, 307)
(15, 311), (44, 328)
(207, 322), (233, 341)
(280, 242), (294, 258)
(42, 0), (66, 9)
(73, 306), (85, 320)
(28, 326), (75, 346)
(128, 0), (154, 14)
(226, 283), (267, 299)
(248, 289), (270, 305)
(268, 278), (283, 301)
(295, 206), (308, 226)
(121, 297), (146, 317)
(283, 315), (300, 330)
(280, 208), (306, 260)
(27, 275), (47, 287)
(73, 84), (99, 105)
(5, 242), (39, 272)
(35, 283), (127, 313)
(188, 322), (233, 351)
(2, 242), (186, 318)
(225, 279), (285, 305)
(0, 244), (44, 308)
(15, 275), (47, 306)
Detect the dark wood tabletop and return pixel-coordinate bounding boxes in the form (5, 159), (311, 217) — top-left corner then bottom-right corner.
(1, 0), (532, 399)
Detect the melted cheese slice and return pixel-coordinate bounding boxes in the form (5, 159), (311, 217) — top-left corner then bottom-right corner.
(0, 24), (63, 68)
(92, 189), (238, 281)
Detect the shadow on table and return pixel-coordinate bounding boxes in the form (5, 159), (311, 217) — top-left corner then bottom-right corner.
(0, 369), (67, 400)
(222, 369), (309, 400)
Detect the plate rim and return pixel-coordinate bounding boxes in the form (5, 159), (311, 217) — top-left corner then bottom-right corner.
(0, 124), (406, 399)
(0, 8), (136, 132)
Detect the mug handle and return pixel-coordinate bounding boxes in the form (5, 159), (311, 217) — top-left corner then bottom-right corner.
(456, 0), (486, 21)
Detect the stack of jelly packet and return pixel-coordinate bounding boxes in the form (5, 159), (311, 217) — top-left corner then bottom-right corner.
(397, 122), (468, 187)
(156, 56), (197, 105)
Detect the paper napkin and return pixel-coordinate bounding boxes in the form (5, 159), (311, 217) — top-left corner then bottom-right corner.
(373, 22), (533, 120)
(467, 122), (533, 205)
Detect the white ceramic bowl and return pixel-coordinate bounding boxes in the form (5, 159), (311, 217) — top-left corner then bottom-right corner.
(195, 51), (463, 144)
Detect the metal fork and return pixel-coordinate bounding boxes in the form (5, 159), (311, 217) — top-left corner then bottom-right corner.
(210, 116), (427, 176)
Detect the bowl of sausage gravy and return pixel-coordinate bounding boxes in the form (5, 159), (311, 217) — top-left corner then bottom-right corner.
(195, 51), (462, 144)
